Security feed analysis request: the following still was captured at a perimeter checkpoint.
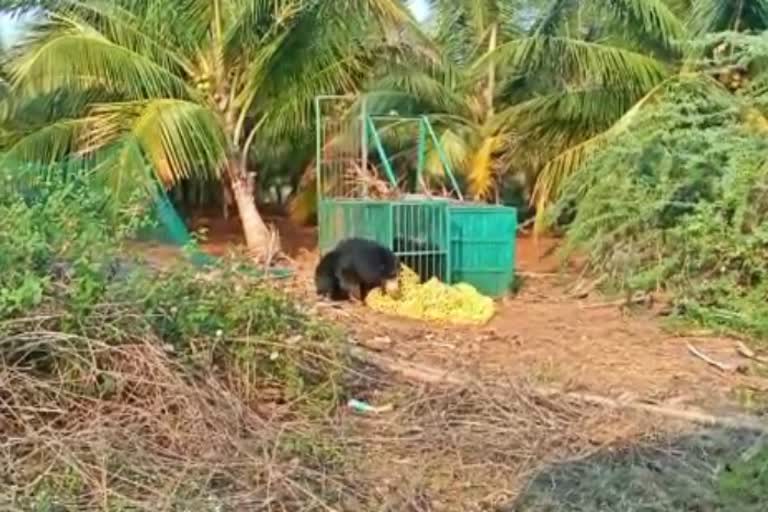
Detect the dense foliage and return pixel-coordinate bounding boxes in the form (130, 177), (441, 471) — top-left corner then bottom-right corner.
(552, 73), (768, 338)
(0, 161), (343, 401)
(2, 2), (768, 508)
(0, 159), (347, 511)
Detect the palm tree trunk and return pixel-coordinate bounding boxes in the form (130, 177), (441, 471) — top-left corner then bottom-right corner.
(221, 179), (232, 220)
(486, 22), (498, 116)
(225, 157), (270, 257)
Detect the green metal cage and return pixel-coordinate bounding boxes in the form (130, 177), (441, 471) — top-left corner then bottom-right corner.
(315, 95), (517, 297)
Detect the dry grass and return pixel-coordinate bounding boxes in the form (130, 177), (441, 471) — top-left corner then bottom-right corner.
(2, 312), (758, 511)
(0, 315), (658, 512)
(0, 308), (357, 511)
(337, 379), (655, 511)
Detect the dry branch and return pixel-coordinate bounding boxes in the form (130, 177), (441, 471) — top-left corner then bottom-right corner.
(687, 342), (737, 372)
(350, 346), (768, 434)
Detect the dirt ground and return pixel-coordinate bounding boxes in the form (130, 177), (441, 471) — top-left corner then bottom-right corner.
(141, 213), (768, 416)
(117, 213), (768, 510)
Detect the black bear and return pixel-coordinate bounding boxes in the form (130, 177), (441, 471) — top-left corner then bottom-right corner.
(314, 248), (349, 300)
(392, 235), (447, 283)
(315, 237), (400, 301)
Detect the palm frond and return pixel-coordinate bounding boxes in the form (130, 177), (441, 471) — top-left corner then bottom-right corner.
(88, 98), (227, 186)
(2, 117), (91, 163)
(529, 0), (573, 36)
(224, 0), (303, 65)
(494, 86), (641, 144)
(237, 2), (381, 140)
(48, 0), (194, 73)
(438, 127), (471, 172)
(467, 134), (499, 200)
(8, 20), (191, 100)
(431, 0), (479, 64)
(530, 73), (718, 233)
(690, 0), (768, 34)
(482, 35), (669, 96)
(0, 86), (114, 134)
(463, 0), (499, 36)
(663, 0), (693, 18)
(600, 0), (685, 51)
(93, 137), (156, 203)
(364, 63), (466, 116)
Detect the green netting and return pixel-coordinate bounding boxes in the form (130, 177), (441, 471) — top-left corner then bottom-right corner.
(141, 184), (218, 267)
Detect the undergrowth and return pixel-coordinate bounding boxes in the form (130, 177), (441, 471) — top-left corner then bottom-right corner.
(0, 164), (349, 509)
(552, 75), (768, 343)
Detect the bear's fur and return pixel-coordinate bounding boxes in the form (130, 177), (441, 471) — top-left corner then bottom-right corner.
(315, 237), (400, 301)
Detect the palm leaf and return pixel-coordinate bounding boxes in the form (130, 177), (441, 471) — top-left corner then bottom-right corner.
(7, 20), (191, 100)
(529, 0), (573, 36)
(364, 64), (466, 116)
(481, 36), (669, 96)
(467, 134), (499, 200)
(48, 0), (194, 73)
(91, 99), (227, 185)
(689, 0), (768, 34)
(438, 127), (471, 173)
(224, 0), (302, 64)
(494, 86), (642, 145)
(2, 117), (92, 163)
(600, 0), (685, 51)
(530, 73), (718, 234)
(94, 137), (156, 203)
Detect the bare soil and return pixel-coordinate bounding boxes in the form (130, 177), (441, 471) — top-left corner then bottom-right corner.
(115, 213), (768, 510)
(139, 213), (767, 414)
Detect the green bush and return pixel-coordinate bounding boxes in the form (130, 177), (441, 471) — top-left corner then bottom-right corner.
(552, 77), (768, 340)
(718, 444), (768, 510)
(0, 160), (344, 404)
(0, 163), (150, 317)
(0, 160), (350, 510)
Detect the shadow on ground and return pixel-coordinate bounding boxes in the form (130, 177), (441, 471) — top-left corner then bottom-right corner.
(511, 427), (767, 512)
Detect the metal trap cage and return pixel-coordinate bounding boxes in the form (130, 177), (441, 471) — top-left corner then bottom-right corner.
(315, 95), (517, 296)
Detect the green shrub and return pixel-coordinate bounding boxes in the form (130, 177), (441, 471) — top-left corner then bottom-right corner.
(552, 76), (768, 340)
(718, 444), (768, 510)
(0, 160), (344, 405)
(0, 160), (350, 510)
(0, 163), (150, 317)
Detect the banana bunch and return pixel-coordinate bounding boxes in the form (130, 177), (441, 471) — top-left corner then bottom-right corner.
(366, 265), (495, 325)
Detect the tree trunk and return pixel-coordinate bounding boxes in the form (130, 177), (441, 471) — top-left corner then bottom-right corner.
(225, 157), (271, 258)
(485, 22), (498, 116)
(221, 179), (232, 220)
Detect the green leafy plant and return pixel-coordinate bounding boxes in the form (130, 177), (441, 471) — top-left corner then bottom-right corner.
(0, 157), (344, 403)
(0, 159), (152, 317)
(551, 74), (768, 341)
(0, 158), (350, 510)
(718, 443), (768, 510)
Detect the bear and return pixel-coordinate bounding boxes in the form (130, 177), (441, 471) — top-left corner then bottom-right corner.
(315, 237), (401, 302)
(314, 249), (350, 301)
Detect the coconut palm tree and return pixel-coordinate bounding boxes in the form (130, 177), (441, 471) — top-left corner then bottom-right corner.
(346, 0), (683, 220)
(0, 0), (420, 257)
(523, 0), (768, 228)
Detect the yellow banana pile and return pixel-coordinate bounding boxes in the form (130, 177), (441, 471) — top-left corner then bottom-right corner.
(366, 265), (496, 325)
